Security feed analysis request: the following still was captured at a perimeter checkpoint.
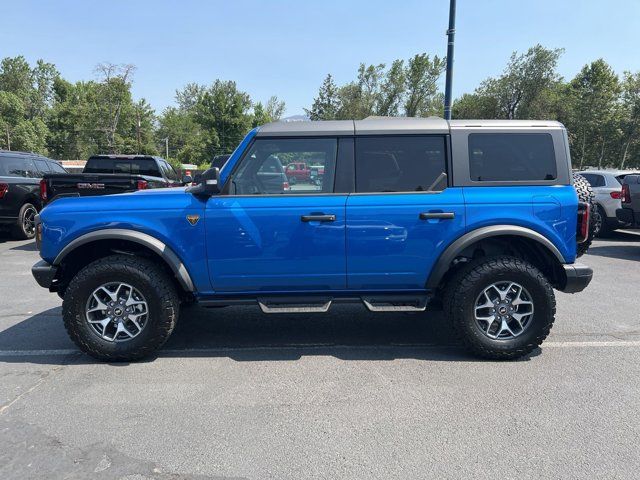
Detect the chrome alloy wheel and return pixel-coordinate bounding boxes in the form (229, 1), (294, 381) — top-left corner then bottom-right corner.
(85, 283), (149, 342)
(22, 205), (37, 237)
(474, 281), (534, 340)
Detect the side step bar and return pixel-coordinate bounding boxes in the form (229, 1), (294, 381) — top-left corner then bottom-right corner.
(258, 297), (332, 314)
(362, 295), (428, 312)
(254, 295), (429, 314)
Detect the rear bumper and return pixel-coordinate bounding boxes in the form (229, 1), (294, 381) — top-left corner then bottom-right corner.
(32, 260), (58, 289)
(559, 263), (593, 294)
(616, 207), (638, 227)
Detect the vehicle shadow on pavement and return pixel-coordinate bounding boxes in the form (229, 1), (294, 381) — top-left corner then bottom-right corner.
(0, 305), (542, 365)
(9, 240), (37, 251)
(587, 245), (640, 261)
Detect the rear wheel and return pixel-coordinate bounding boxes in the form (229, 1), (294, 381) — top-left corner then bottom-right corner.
(62, 254), (180, 361)
(11, 203), (38, 240)
(444, 256), (556, 360)
(594, 205), (613, 237)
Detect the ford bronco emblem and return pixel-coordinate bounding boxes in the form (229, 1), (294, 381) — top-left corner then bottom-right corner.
(186, 214), (200, 226)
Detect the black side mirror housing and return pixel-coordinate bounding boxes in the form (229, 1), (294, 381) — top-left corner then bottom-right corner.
(187, 167), (220, 197)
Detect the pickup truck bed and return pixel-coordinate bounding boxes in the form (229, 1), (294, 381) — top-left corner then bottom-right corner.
(40, 155), (183, 204)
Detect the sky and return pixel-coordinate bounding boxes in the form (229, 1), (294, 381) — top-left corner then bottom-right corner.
(1, 0), (639, 117)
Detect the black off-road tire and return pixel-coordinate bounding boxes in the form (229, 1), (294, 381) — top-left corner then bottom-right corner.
(11, 203), (38, 240)
(62, 254), (180, 361)
(573, 173), (596, 257)
(443, 256), (556, 360)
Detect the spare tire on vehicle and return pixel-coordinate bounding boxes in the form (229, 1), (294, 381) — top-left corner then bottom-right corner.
(573, 172), (597, 257)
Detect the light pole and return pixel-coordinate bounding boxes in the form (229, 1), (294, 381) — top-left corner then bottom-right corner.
(443, 0), (456, 120)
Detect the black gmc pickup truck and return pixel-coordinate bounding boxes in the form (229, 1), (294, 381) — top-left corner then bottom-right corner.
(40, 155), (191, 205)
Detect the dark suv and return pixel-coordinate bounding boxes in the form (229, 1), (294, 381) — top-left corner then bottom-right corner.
(0, 150), (67, 239)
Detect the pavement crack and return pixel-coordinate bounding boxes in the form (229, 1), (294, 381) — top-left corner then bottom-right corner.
(0, 366), (65, 415)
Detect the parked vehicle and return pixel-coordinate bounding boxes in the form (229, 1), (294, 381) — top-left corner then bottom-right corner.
(0, 150), (67, 239)
(616, 174), (640, 229)
(285, 161), (311, 183)
(580, 170), (640, 236)
(40, 155), (189, 205)
(32, 117), (593, 362)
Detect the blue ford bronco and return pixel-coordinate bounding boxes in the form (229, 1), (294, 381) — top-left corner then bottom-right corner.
(31, 117), (594, 361)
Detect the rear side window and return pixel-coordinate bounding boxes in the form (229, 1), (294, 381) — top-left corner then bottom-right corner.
(34, 159), (51, 173)
(469, 133), (556, 182)
(581, 173), (605, 187)
(0, 156), (39, 178)
(48, 161), (67, 173)
(355, 136), (447, 193)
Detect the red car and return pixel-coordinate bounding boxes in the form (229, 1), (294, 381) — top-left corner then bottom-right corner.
(285, 162), (311, 183)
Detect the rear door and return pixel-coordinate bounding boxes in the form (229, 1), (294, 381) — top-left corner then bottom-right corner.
(346, 135), (465, 290)
(206, 136), (349, 293)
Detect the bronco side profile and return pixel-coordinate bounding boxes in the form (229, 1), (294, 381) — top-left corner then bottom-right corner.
(32, 117), (593, 361)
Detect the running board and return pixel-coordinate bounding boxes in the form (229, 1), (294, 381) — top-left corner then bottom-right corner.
(257, 297), (332, 314)
(362, 295), (429, 312)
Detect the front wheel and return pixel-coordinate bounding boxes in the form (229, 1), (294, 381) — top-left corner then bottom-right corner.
(444, 257), (556, 360)
(62, 254), (180, 361)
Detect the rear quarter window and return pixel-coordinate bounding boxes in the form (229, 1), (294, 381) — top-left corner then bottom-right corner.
(469, 133), (557, 182)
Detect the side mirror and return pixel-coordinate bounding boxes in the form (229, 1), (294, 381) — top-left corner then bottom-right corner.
(202, 167), (221, 195)
(182, 174), (193, 185)
(188, 167), (221, 197)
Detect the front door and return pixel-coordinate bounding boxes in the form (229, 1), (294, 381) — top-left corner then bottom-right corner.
(206, 137), (347, 293)
(346, 135), (465, 290)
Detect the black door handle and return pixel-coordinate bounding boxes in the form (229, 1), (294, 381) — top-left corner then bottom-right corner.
(419, 212), (455, 220)
(301, 214), (336, 222)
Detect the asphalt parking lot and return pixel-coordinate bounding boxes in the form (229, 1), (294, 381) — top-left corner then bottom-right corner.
(1, 233), (640, 479)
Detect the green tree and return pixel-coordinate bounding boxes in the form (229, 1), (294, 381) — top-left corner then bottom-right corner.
(306, 74), (340, 120)
(619, 72), (640, 168)
(403, 53), (445, 117)
(477, 45), (564, 119)
(157, 106), (209, 165)
(566, 59), (620, 168)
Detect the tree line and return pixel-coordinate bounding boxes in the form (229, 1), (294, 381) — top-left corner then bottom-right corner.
(1, 45), (639, 169)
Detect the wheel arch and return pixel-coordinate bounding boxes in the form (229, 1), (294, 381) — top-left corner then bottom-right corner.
(53, 229), (195, 293)
(427, 225), (567, 290)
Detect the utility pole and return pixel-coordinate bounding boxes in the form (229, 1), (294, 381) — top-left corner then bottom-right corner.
(136, 108), (141, 154)
(443, 0), (457, 120)
(163, 137), (169, 159)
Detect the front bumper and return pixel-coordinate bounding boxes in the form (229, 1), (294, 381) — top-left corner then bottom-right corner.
(32, 260), (58, 289)
(559, 263), (593, 294)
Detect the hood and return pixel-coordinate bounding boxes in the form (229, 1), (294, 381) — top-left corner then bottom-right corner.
(42, 187), (200, 215)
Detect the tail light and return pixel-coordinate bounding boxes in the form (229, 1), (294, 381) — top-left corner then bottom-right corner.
(577, 201), (590, 243)
(136, 180), (148, 190)
(0, 183), (8, 199)
(622, 184), (631, 203)
(39, 179), (48, 201)
(282, 181), (290, 191)
(610, 191), (622, 199)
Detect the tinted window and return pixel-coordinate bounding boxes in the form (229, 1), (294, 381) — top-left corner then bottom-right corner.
(34, 159), (51, 173)
(84, 157), (159, 176)
(355, 136), (447, 193)
(581, 173), (605, 188)
(231, 138), (337, 194)
(0, 156), (39, 178)
(469, 133), (556, 182)
(48, 161), (67, 173)
(161, 161), (179, 181)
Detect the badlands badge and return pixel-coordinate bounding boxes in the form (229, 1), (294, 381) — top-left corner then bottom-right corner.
(186, 214), (200, 226)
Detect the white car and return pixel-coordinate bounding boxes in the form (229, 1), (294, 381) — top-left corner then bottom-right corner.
(580, 170), (640, 236)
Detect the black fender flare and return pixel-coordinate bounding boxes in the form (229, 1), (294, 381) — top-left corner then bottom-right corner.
(426, 225), (566, 289)
(53, 228), (195, 292)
